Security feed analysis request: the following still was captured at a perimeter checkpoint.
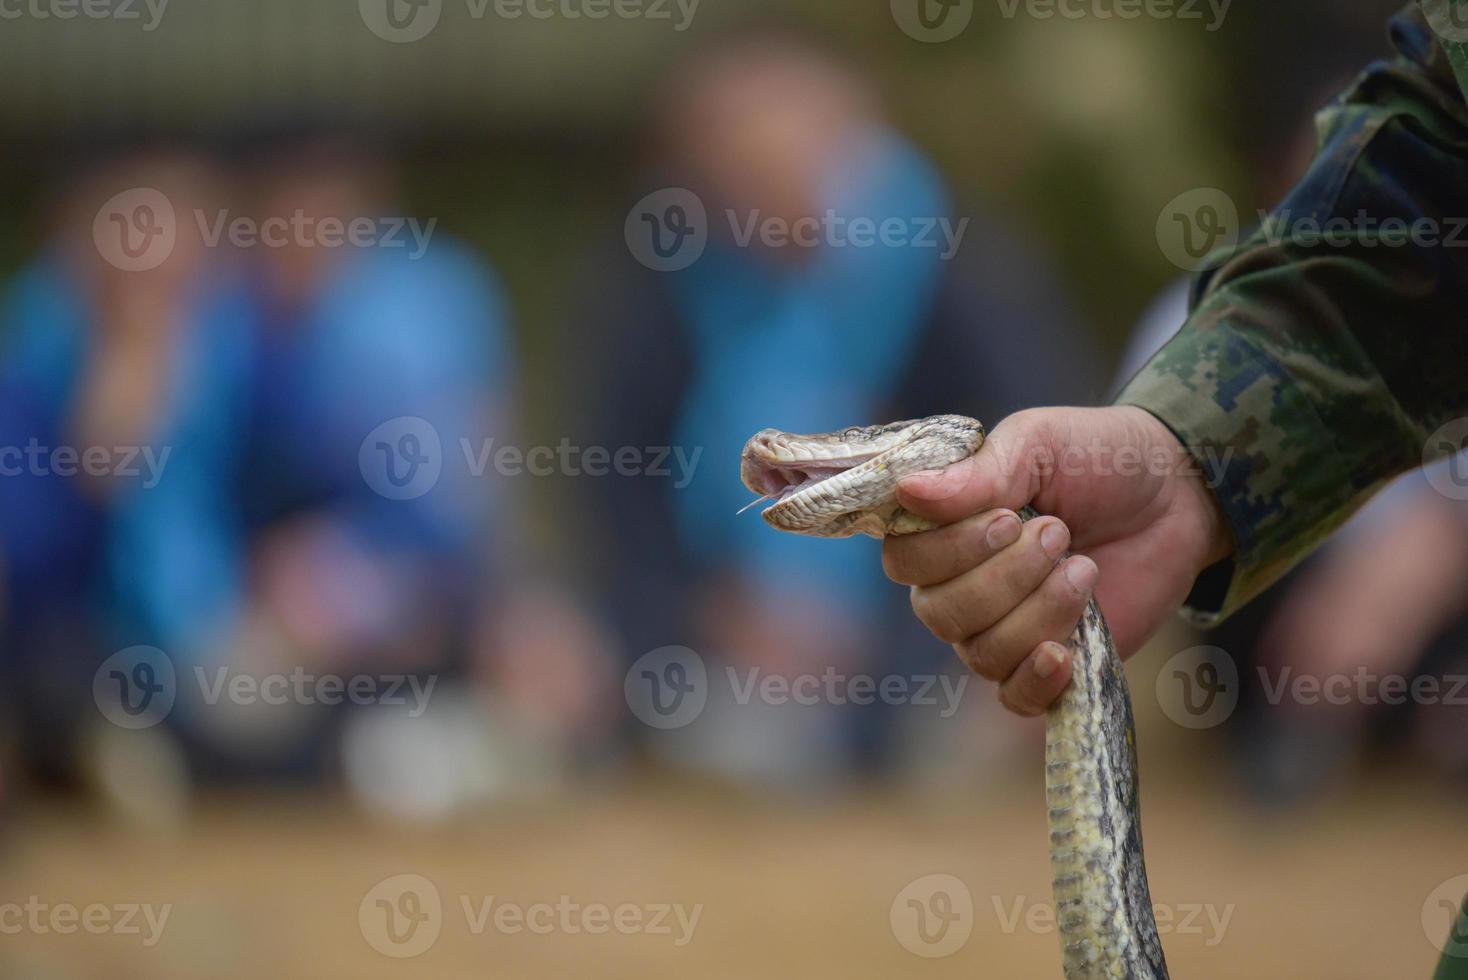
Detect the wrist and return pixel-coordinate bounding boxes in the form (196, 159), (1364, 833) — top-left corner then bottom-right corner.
(1117, 404), (1235, 573)
(1182, 467), (1235, 570)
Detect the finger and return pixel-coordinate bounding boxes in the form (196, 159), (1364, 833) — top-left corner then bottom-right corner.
(956, 555), (1098, 685)
(882, 509), (1022, 587)
(909, 517), (1072, 644)
(997, 641), (1075, 717)
(896, 414), (1041, 525)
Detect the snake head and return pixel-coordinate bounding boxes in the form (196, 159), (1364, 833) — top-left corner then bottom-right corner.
(739, 415), (984, 539)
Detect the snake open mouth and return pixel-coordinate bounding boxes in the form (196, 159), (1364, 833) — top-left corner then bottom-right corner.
(738, 423), (924, 525)
(738, 417), (985, 537)
(742, 455), (881, 508)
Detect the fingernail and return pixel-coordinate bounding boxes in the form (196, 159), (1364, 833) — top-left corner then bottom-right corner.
(985, 513), (1021, 550)
(1063, 556), (1098, 595)
(1033, 643), (1066, 679)
(1040, 521), (1070, 559)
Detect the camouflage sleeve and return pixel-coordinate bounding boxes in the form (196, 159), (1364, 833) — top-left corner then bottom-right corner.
(1117, 3), (1468, 626)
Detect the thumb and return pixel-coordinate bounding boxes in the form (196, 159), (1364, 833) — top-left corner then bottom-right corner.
(896, 418), (1037, 525)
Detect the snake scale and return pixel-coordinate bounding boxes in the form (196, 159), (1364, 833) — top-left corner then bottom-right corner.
(740, 415), (1169, 979)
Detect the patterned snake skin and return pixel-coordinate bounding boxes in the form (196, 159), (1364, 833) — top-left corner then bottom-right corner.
(740, 416), (1169, 979)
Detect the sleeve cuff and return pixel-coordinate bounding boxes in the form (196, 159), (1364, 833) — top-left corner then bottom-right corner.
(1114, 323), (1368, 626)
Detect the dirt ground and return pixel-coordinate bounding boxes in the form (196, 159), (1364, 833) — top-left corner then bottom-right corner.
(3, 755), (1464, 980)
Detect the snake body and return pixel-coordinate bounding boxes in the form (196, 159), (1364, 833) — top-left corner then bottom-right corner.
(741, 416), (1168, 979)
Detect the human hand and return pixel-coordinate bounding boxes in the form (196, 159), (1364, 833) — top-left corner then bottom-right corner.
(882, 406), (1233, 716)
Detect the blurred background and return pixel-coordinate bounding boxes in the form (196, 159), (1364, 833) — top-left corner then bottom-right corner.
(2, 1), (1466, 977)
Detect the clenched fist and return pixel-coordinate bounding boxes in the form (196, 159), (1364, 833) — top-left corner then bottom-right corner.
(882, 406), (1234, 716)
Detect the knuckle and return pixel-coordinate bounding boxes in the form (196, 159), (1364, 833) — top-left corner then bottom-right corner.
(957, 634), (1007, 682)
(1041, 568), (1091, 624)
(1001, 530), (1053, 595)
(911, 587), (968, 644)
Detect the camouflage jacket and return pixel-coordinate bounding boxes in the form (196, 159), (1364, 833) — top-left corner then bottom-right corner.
(1117, 1), (1468, 625)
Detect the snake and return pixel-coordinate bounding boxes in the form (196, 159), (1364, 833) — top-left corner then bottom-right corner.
(740, 415), (1169, 980)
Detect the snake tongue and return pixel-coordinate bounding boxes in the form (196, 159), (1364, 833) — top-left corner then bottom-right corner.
(735, 495), (769, 516)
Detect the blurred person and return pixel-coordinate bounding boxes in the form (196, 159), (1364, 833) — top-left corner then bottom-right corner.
(0, 136), (249, 803)
(216, 128), (617, 810)
(1248, 469), (1468, 791)
(575, 32), (1103, 788)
